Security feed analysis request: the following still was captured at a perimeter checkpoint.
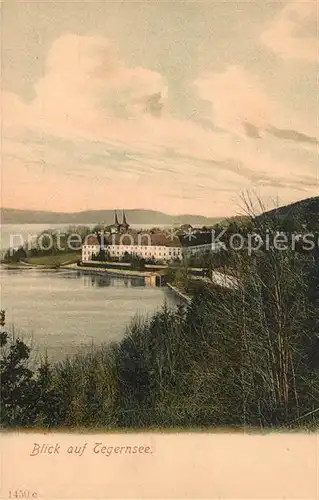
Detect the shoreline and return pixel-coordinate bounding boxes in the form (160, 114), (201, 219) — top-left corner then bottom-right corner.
(0, 262), (154, 276)
(0, 263), (59, 271)
(63, 264), (156, 279)
(1, 264), (192, 297)
(166, 283), (192, 304)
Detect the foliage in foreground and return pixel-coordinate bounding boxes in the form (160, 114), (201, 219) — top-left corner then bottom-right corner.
(1, 209), (319, 429)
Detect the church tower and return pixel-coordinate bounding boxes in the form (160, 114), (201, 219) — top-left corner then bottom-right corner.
(110, 210), (121, 234)
(121, 209), (130, 232)
(114, 210), (120, 227)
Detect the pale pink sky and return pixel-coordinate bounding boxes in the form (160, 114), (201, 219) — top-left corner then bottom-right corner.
(1, 0), (318, 216)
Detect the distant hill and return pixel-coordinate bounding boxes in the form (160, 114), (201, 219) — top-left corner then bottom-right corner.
(0, 207), (222, 226)
(3, 197), (317, 227)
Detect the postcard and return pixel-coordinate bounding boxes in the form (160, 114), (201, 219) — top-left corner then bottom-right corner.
(1, 0), (318, 498)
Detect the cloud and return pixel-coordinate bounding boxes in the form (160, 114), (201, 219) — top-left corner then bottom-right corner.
(261, 1), (318, 62)
(265, 126), (318, 145)
(242, 122), (262, 139)
(194, 65), (276, 134)
(194, 65), (318, 145)
(2, 34), (168, 141)
(144, 92), (164, 118)
(38, 34), (168, 120)
(242, 123), (318, 145)
(1, 34), (318, 215)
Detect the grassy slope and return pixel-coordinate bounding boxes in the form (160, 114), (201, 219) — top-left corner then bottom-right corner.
(259, 196), (319, 222)
(27, 252), (81, 266)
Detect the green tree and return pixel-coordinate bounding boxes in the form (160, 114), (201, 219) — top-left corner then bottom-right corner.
(3, 246), (27, 263)
(0, 311), (36, 426)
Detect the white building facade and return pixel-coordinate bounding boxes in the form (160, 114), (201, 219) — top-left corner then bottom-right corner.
(82, 242), (101, 261)
(106, 244), (182, 261)
(81, 230), (224, 263)
(81, 236), (183, 263)
(182, 242), (225, 257)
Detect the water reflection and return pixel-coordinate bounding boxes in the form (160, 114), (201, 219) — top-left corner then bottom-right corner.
(93, 276), (111, 288)
(1, 267), (182, 361)
(131, 277), (146, 287)
(82, 274), (111, 288)
(80, 272), (147, 288)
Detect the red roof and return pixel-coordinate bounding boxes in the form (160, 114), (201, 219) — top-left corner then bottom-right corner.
(85, 236), (100, 245)
(107, 231), (181, 247)
(83, 231), (181, 247)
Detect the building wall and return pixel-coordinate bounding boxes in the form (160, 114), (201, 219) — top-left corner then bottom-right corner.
(82, 244), (182, 262)
(182, 242), (224, 256)
(82, 241), (224, 262)
(82, 245), (100, 261)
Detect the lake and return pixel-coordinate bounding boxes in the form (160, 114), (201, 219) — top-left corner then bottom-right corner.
(0, 267), (181, 362)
